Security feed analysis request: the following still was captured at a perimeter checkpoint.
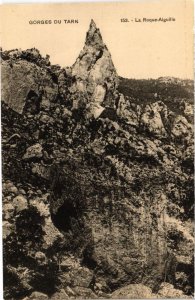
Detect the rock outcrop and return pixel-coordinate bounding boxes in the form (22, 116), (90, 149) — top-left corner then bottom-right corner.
(1, 49), (58, 114)
(71, 20), (118, 118)
(2, 20), (194, 300)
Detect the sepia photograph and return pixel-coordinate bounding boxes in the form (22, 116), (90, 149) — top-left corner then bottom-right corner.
(1, 1), (194, 299)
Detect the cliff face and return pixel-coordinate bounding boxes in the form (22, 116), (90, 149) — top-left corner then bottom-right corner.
(2, 21), (194, 300)
(1, 49), (58, 114)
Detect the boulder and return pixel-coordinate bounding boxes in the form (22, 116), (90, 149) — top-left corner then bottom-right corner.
(31, 163), (50, 179)
(71, 267), (93, 288)
(3, 203), (15, 220)
(39, 114), (54, 124)
(112, 284), (154, 299)
(3, 221), (14, 238)
(29, 291), (48, 300)
(9, 185), (19, 195)
(23, 144), (43, 160)
(40, 97), (51, 110)
(35, 251), (47, 266)
(13, 195), (28, 213)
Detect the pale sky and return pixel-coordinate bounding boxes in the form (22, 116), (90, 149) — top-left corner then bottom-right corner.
(1, 0), (194, 79)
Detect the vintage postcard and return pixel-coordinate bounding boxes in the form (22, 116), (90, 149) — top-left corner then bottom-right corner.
(1, 0), (194, 299)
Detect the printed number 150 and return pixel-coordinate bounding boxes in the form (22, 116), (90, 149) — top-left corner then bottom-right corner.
(121, 18), (129, 22)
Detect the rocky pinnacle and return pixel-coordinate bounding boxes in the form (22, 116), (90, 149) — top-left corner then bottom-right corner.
(71, 20), (118, 117)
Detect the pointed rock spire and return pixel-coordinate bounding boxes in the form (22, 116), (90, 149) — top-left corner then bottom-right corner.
(71, 20), (118, 117)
